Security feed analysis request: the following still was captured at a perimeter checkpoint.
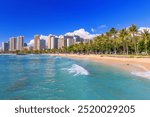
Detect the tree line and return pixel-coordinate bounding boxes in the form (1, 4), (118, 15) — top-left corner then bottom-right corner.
(10, 24), (150, 56)
(66, 24), (150, 55)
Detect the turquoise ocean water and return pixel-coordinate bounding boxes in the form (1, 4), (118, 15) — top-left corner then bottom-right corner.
(0, 54), (150, 100)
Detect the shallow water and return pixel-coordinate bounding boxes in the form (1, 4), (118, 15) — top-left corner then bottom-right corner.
(0, 54), (150, 100)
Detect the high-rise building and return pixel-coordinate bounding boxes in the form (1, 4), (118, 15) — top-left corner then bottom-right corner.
(64, 36), (75, 47)
(37, 39), (46, 50)
(9, 37), (17, 51)
(2, 42), (9, 52)
(16, 36), (24, 51)
(47, 36), (54, 49)
(83, 39), (91, 44)
(58, 37), (67, 49)
(34, 35), (40, 50)
(51, 37), (58, 49)
(74, 35), (83, 43)
(67, 38), (74, 47)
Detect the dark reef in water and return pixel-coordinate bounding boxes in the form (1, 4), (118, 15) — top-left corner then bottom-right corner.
(6, 77), (28, 92)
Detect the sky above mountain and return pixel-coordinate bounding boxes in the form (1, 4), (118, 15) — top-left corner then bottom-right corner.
(0, 0), (150, 44)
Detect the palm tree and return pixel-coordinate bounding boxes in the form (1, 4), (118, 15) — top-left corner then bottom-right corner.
(105, 32), (112, 54)
(94, 35), (106, 54)
(119, 28), (129, 55)
(65, 25), (150, 56)
(109, 28), (118, 54)
(129, 24), (138, 54)
(140, 29), (150, 55)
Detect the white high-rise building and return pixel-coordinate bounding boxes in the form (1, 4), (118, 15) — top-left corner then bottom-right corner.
(58, 36), (67, 49)
(9, 37), (17, 51)
(67, 38), (74, 47)
(37, 39), (46, 50)
(2, 42), (9, 52)
(73, 35), (83, 44)
(47, 36), (55, 49)
(34, 35), (40, 50)
(83, 39), (91, 44)
(16, 36), (24, 51)
(64, 36), (74, 47)
(51, 37), (58, 49)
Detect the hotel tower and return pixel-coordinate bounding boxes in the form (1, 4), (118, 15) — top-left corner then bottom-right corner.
(9, 37), (17, 51)
(34, 35), (40, 50)
(16, 36), (24, 51)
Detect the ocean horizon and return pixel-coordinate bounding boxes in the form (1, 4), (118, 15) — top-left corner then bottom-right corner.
(0, 54), (150, 100)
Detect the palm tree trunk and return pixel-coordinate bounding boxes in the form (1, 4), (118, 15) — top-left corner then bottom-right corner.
(114, 47), (117, 54)
(145, 45), (148, 55)
(123, 42), (126, 54)
(126, 41), (129, 55)
(134, 41), (137, 54)
(145, 39), (148, 55)
(137, 43), (139, 55)
(133, 35), (137, 55)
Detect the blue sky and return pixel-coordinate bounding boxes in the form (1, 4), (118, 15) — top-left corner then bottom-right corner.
(0, 0), (150, 44)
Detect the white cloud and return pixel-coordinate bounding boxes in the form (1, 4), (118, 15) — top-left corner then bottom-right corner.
(28, 35), (50, 46)
(138, 27), (150, 33)
(27, 29), (100, 46)
(65, 28), (99, 39)
(27, 39), (34, 46)
(40, 35), (49, 40)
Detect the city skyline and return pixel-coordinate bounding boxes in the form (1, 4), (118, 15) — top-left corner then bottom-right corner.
(0, 0), (150, 44)
(0, 28), (96, 47)
(0, 34), (90, 52)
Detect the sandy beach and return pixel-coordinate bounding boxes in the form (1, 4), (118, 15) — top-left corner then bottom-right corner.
(50, 54), (150, 79)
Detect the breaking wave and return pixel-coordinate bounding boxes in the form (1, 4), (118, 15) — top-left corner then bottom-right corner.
(62, 64), (89, 76)
(131, 71), (150, 79)
(55, 56), (62, 59)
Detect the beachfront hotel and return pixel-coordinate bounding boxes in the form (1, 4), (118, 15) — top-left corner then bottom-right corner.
(9, 37), (17, 51)
(0, 34), (90, 52)
(37, 39), (46, 50)
(34, 35), (40, 50)
(2, 42), (9, 52)
(58, 36), (67, 49)
(50, 36), (59, 49)
(16, 36), (24, 51)
(9, 36), (24, 52)
(47, 35), (52, 49)
(67, 37), (74, 47)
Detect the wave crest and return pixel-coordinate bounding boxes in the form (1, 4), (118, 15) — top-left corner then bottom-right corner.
(62, 64), (89, 76)
(131, 71), (150, 79)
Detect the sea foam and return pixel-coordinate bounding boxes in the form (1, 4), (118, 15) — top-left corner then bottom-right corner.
(62, 64), (89, 76)
(131, 71), (150, 79)
(55, 56), (62, 59)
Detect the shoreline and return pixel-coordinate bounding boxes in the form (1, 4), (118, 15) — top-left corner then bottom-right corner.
(1, 53), (150, 79)
(50, 54), (150, 79)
